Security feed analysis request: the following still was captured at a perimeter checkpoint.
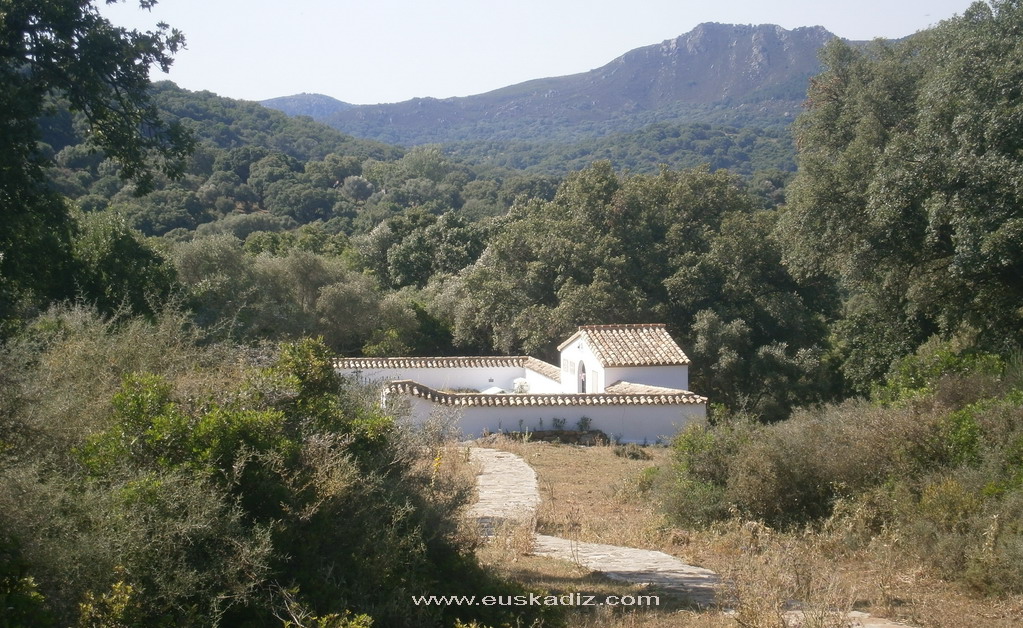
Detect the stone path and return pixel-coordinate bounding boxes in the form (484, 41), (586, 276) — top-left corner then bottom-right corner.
(467, 448), (540, 534)
(469, 447), (718, 606)
(468, 447), (914, 626)
(533, 534), (718, 607)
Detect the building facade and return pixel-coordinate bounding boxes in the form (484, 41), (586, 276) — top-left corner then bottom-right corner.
(335, 324), (707, 443)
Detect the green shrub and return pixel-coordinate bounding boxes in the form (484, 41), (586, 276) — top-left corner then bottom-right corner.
(664, 419), (758, 525)
(874, 336), (1006, 405)
(0, 538), (52, 627)
(1, 308), (553, 626)
(961, 490), (1023, 595)
(939, 405), (983, 467)
(665, 402), (930, 527)
(662, 354), (1023, 593)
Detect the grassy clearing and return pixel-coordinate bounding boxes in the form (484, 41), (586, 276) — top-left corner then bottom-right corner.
(476, 436), (1023, 628)
(476, 437), (729, 627)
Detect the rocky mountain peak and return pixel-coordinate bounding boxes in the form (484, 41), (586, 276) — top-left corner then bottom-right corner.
(263, 23), (842, 146)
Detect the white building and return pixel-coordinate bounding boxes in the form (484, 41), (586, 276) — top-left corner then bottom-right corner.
(335, 324), (707, 443)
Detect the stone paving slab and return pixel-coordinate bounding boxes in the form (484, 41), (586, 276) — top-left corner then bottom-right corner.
(533, 534), (718, 607)
(468, 447), (716, 605)
(467, 448), (540, 535)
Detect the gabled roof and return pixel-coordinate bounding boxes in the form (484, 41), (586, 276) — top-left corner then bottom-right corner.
(334, 356), (562, 382)
(604, 380), (690, 395)
(557, 324), (690, 367)
(522, 357), (562, 382)
(386, 380), (706, 407)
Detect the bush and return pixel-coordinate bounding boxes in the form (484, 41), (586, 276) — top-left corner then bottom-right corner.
(661, 356), (1023, 593)
(666, 402), (919, 526)
(0, 308), (555, 626)
(613, 443), (652, 460)
(874, 336), (1007, 405)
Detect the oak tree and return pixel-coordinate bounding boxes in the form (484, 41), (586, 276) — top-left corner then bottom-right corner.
(1, 0), (192, 327)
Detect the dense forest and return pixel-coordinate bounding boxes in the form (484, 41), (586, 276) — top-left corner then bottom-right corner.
(442, 122), (797, 176)
(2, 0), (1022, 626)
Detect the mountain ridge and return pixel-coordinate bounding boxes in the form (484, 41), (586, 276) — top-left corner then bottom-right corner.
(260, 92), (353, 118)
(263, 22), (847, 147)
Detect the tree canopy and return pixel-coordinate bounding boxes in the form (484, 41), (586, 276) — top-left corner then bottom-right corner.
(781, 0), (1023, 389)
(1, 0), (192, 327)
(449, 162), (834, 420)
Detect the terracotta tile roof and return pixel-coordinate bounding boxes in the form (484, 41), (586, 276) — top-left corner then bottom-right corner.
(334, 356), (562, 382)
(523, 357), (562, 382)
(604, 380), (690, 395)
(557, 324), (690, 367)
(386, 380), (706, 407)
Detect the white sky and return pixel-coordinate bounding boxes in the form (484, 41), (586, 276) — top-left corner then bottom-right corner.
(101, 0), (979, 105)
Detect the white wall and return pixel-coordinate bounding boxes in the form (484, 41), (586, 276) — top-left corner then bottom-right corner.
(603, 365), (689, 391)
(404, 397), (706, 444)
(559, 337), (605, 393)
(523, 369), (562, 393)
(345, 365), (524, 392)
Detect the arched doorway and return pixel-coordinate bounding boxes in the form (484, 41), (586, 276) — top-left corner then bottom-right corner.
(577, 362), (587, 393)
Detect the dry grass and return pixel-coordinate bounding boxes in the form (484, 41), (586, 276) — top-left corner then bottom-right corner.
(475, 532), (731, 628)
(483, 436), (676, 551)
(475, 436), (735, 627)
(473, 436), (1023, 628)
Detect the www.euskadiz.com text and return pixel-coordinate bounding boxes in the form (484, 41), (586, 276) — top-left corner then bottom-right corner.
(411, 593), (659, 607)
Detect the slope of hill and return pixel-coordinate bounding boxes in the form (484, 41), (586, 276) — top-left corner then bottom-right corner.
(445, 121), (797, 176)
(150, 84), (395, 161)
(263, 23), (839, 147)
(260, 93), (353, 119)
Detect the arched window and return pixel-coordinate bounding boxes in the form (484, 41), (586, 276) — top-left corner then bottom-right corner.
(578, 361), (587, 393)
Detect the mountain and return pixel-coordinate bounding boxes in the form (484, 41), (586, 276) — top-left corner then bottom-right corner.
(260, 93), (353, 119)
(263, 23), (841, 147)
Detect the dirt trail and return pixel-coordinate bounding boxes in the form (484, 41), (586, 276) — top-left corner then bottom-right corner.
(469, 447), (718, 607)
(468, 446), (913, 626)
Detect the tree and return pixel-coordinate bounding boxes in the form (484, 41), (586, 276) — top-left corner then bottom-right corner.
(1, 0), (192, 329)
(781, 1), (1023, 389)
(170, 234), (256, 330)
(341, 175), (374, 202)
(71, 211), (177, 317)
(667, 211), (836, 418)
(447, 162), (834, 417)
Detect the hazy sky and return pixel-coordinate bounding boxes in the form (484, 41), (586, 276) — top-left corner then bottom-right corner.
(101, 0), (979, 105)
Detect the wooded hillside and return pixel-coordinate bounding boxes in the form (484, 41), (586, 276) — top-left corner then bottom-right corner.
(2, 1), (1022, 625)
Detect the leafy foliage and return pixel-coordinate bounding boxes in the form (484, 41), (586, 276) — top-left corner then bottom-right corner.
(0, 307), (553, 626)
(3, 0), (1023, 614)
(70, 211), (177, 318)
(781, 0), (1023, 390)
(446, 162), (834, 419)
(661, 340), (1023, 593)
(446, 122), (797, 176)
(0, 0), (192, 330)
